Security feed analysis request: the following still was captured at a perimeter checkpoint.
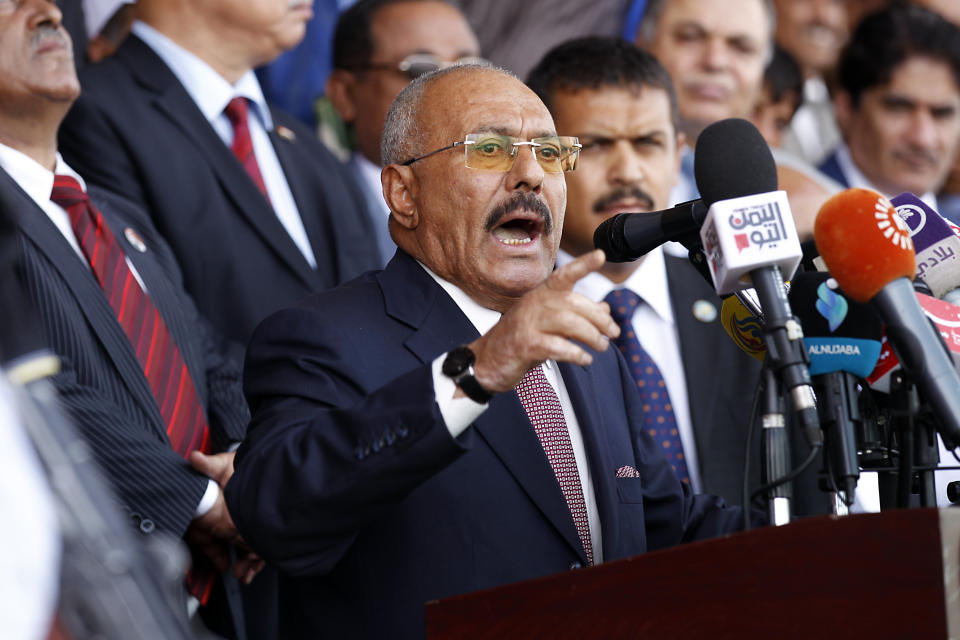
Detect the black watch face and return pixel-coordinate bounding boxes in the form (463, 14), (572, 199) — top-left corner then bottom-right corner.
(443, 346), (475, 376)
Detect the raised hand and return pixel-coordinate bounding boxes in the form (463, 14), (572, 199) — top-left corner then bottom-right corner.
(468, 249), (619, 394)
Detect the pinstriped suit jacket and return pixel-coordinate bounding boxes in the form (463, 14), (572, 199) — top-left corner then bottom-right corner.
(0, 166), (248, 539)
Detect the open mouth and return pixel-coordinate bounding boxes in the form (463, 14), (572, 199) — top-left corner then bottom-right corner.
(491, 214), (543, 247)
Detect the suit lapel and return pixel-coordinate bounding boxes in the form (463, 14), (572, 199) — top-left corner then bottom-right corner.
(558, 361), (620, 561)
(380, 253), (588, 563)
(116, 36), (321, 290)
(3, 172), (166, 437)
(665, 255), (720, 458)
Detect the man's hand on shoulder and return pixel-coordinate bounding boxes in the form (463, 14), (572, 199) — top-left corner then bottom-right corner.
(469, 249), (619, 394)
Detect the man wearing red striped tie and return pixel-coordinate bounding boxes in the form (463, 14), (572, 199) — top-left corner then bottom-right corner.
(0, 2), (259, 638)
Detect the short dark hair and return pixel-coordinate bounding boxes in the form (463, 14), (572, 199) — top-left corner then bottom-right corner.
(764, 45), (803, 107)
(526, 36), (680, 132)
(838, 4), (960, 106)
(333, 0), (447, 70)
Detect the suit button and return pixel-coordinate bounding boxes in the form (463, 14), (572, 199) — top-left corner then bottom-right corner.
(568, 561), (582, 570)
(139, 519), (155, 534)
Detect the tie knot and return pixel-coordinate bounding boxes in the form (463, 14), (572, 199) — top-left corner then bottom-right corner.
(224, 96), (249, 126)
(604, 288), (641, 325)
(51, 174), (89, 210)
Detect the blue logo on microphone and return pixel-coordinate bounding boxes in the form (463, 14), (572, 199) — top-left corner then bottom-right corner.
(815, 280), (848, 332)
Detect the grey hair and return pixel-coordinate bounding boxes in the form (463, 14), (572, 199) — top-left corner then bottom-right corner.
(380, 61), (515, 166)
(636, 0), (777, 64)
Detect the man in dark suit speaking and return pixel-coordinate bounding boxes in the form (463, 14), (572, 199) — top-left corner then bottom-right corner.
(59, 0), (381, 350)
(226, 62), (746, 639)
(0, 1), (256, 636)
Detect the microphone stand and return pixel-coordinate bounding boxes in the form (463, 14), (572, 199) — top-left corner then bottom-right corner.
(761, 366), (792, 525)
(878, 371), (938, 509)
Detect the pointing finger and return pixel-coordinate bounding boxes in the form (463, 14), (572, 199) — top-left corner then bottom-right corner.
(547, 249), (606, 292)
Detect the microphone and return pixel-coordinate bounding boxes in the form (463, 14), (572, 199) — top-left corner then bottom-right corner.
(815, 187), (960, 448)
(788, 272), (884, 503)
(593, 199), (708, 262)
(720, 295), (766, 360)
(891, 192), (960, 305)
(593, 117), (778, 262)
(695, 119), (817, 446)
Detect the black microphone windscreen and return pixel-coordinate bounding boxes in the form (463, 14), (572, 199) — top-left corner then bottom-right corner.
(694, 118), (778, 209)
(789, 272), (883, 340)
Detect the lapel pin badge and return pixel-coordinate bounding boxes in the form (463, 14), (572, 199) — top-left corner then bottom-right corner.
(276, 125), (297, 142)
(124, 227), (147, 253)
(692, 299), (717, 323)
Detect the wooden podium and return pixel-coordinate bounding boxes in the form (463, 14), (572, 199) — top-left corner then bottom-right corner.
(425, 509), (960, 638)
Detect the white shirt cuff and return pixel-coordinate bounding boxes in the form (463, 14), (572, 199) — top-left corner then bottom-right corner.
(194, 479), (219, 517)
(432, 354), (487, 438)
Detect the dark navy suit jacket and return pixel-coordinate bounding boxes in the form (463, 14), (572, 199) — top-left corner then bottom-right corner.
(819, 149), (850, 188)
(0, 166), (248, 539)
(58, 35), (381, 349)
(226, 250), (746, 639)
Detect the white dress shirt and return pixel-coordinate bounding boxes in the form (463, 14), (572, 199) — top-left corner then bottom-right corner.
(556, 247), (703, 493)
(0, 372), (61, 640)
(423, 263), (604, 562)
(131, 21), (317, 268)
(0, 142), (220, 517)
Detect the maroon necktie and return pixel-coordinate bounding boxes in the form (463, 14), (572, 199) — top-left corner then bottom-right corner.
(223, 97), (269, 199)
(516, 366), (594, 564)
(51, 175), (216, 602)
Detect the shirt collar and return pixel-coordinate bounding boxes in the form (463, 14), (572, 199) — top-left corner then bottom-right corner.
(418, 261), (502, 336)
(556, 245), (674, 326)
(835, 140), (939, 211)
(0, 143), (86, 208)
(131, 20), (274, 131)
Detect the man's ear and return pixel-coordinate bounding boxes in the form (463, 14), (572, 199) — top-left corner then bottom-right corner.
(325, 70), (358, 123)
(382, 164), (420, 230)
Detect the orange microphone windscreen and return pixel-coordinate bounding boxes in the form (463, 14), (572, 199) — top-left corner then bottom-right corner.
(813, 188), (915, 303)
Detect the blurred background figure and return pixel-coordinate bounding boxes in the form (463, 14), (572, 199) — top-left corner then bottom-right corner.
(324, 0), (481, 265)
(752, 45), (804, 149)
(453, 0), (631, 79)
(634, 0), (773, 204)
(819, 4), (960, 218)
(773, 0), (849, 165)
(751, 44), (842, 241)
(911, 0), (960, 224)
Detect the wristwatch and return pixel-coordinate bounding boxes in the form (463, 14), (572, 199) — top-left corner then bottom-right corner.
(442, 346), (494, 404)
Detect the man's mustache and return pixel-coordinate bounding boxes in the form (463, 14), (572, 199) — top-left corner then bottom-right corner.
(32, 25), (71, 57)
(485, 193), (554, 234)
(592, 187), (655, 213)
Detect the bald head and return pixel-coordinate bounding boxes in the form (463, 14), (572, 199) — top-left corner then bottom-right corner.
(382, 63), (515, 166)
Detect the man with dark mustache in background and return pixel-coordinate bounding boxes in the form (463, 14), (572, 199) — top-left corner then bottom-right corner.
(527, 37), (780, 510)
(225, 62), (747, 639)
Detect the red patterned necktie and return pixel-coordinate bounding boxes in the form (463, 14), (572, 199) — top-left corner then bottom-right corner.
(223, 96), (269, 199)
(605, 289), (690, 484)
(51, 175), (216, 602)
(516, 366), (594, 565)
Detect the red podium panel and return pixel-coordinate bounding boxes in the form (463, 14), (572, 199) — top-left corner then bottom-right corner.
(426, 509), (959, 639)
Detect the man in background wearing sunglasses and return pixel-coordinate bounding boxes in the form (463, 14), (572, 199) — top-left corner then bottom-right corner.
(325, 0), (481, 264)
(226, 63), (745, 640)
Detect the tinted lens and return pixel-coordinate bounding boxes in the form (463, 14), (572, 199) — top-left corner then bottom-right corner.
(464, 134), (515, 171)
(533, 136), (581, 172)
